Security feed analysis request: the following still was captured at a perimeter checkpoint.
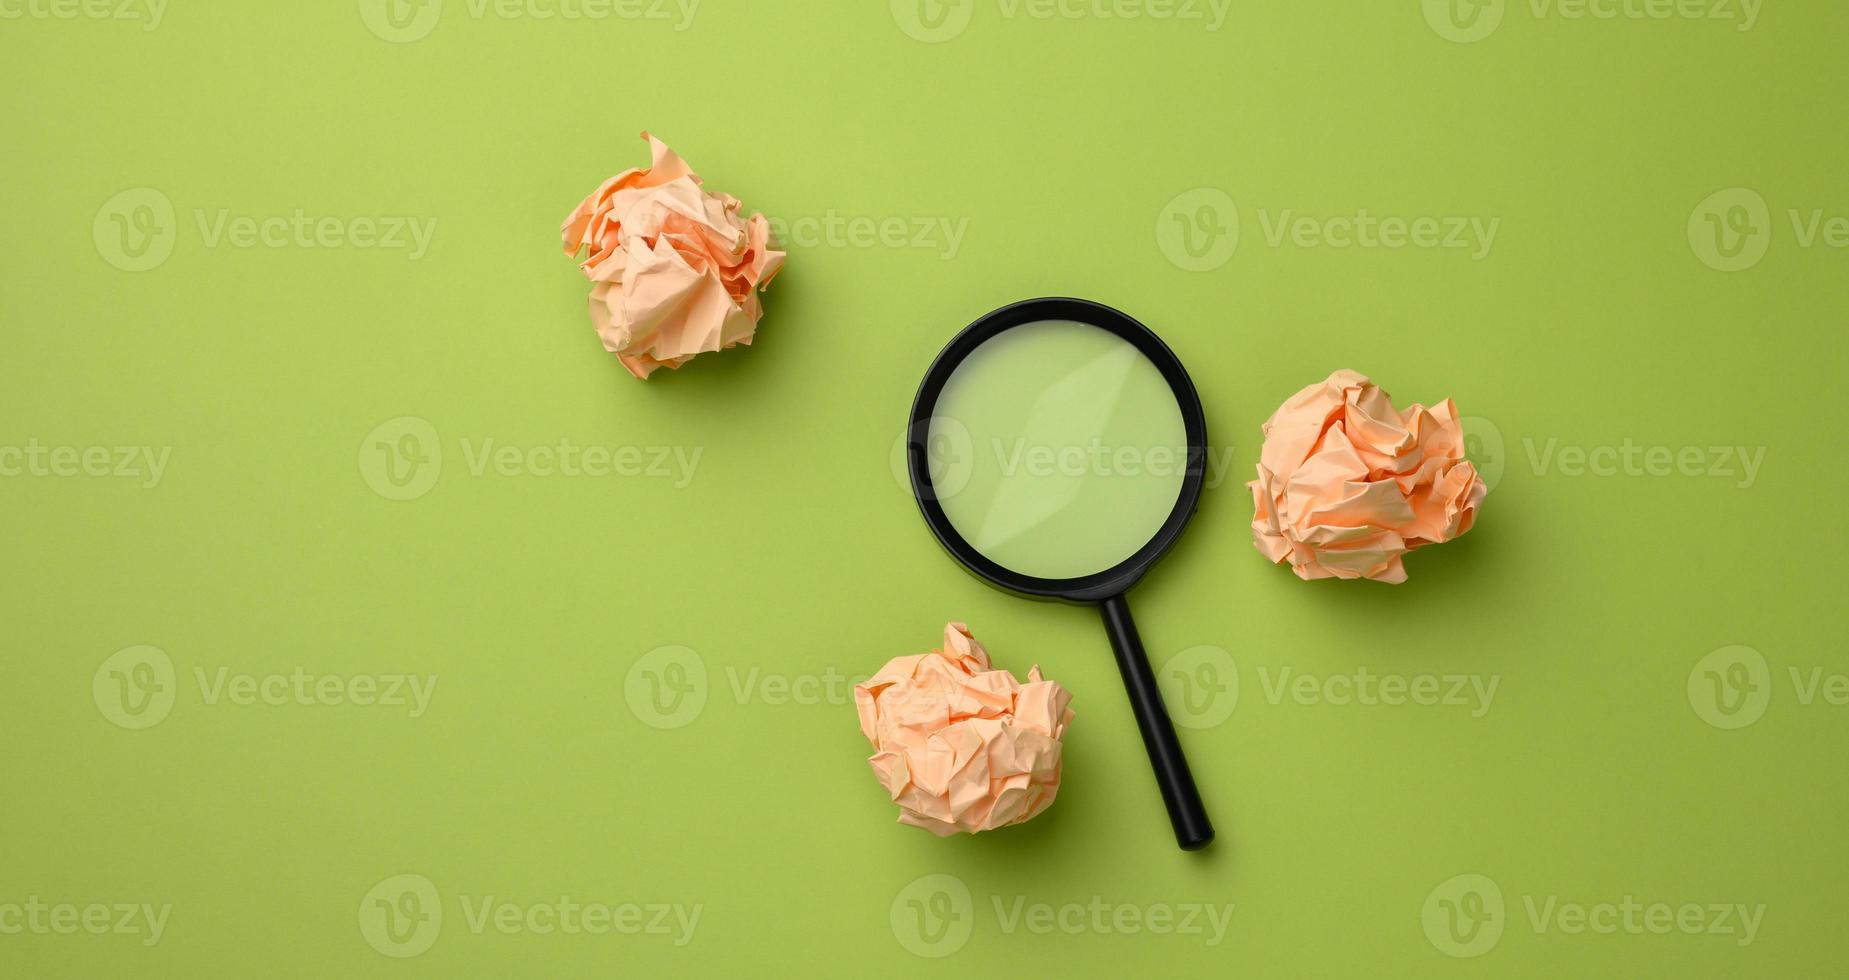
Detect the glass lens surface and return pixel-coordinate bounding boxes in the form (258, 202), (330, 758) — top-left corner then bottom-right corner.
(927, 320), (1188, 580)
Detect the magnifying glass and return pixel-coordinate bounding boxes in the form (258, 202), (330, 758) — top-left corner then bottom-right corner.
(906, 297), (1214, 851)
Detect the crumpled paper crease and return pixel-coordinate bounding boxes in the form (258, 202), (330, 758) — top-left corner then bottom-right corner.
(855, 624), (1073, 836)
(1249, 369), (1487, 583)
(560, 132), (785, 379)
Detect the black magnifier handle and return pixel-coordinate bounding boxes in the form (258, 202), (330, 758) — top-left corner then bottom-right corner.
(1100, 593), (1214, 851)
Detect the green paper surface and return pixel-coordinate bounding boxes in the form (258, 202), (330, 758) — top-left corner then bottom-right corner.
(3, 3), (1847, 977)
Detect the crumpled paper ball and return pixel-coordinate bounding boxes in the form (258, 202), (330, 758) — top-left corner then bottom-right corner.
(854, 623), (1073, 837)
(1249, 369), (1487, 583)
(559, 132), (785, 379)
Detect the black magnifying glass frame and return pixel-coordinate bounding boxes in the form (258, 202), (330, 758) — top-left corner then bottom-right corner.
(906, 296), (1215, 851)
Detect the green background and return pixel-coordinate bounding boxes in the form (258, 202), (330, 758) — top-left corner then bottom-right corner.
(3, 0), (1845, 976)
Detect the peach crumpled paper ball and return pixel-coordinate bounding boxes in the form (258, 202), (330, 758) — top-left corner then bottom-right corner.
(559, 132), (785, 379)
(854, 624), (1073, 837)
(1249, 369), (1487, 584)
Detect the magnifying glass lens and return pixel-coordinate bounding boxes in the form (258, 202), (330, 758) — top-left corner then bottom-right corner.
(929, 320), (1188, 580)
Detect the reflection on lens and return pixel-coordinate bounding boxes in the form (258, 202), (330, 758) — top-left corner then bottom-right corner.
(928, 320), (1187, 580)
